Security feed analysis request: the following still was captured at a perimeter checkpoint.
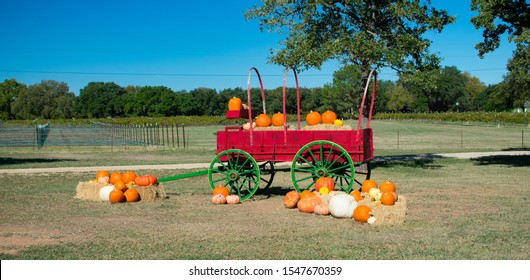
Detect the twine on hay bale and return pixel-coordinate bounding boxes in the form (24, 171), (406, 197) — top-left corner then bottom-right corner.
(357, 195), (407, 225)
(74, 181), (166, 202)
(302, 124), (353, 130)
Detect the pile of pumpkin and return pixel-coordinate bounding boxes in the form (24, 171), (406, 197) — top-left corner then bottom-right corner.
(211, 186), (241, 205)
(93, 170), (158, 203)
(283, 177), (398, 224)
(242, 110), (344, 130)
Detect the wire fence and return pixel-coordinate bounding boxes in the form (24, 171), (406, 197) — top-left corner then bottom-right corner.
(0, 122), (189, 150)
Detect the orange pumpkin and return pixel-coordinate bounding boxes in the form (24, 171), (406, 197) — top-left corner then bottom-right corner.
(390, 191), (398, 202)
(353, 205), (371, 222)
(146, 174), (157, 185)
(212, 194), (227, 205)
(95, 170), (110, 180)
(109, 172), (123, 185)
(381, 192), (395, 205)
(349, 189), (363, 202)
(212, 186), (229, 197)
(313, 204), (330, 215)
(379, 180), (396, 193)
(321, 110), (337, 124)
(228, 97), (242, 111)
(315, 177), (335, 193)
(134, 175), (155, 186)
(284, 190), (300, 208)
(297, 196), (322, 213)
(109, 190), (126, 203)
(306, 111), (321, 126)
(255, 114), (272, 127)
(124, 188), (140, 202)
(122, 171), (137, 184)
(271, 112), (285, 126)
(361, 179), (377, 193)
(300, 189), (316, 200)
(114, 180), (127, 192)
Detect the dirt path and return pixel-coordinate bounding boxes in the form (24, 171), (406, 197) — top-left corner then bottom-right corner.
(0, 151), (528, 174)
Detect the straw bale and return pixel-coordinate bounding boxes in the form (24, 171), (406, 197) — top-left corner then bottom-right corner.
(74, 181), (165, 202)
(74, 181), (102, 201)
(253, 125), (292, 131)
(357, 195), (407, 225)
(302, 124), (353, 130)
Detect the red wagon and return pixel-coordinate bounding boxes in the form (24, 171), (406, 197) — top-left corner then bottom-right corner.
(208, 67), (377, 201)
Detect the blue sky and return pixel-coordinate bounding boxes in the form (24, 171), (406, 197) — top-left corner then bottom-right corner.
(0, 0), (516, 95)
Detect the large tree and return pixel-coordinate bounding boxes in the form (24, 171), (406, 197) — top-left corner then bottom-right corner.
(0, 79), (26, 120)
(76, 82), (125, 118)
(11, 80), (74, 119)
(471, 0), (529, 58)
(246, 0), (454, 117)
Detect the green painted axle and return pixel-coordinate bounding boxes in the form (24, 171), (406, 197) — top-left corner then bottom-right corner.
(157, 169), (209, 183)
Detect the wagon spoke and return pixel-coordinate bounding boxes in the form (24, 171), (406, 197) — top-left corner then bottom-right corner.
(327, 164), (349, 174)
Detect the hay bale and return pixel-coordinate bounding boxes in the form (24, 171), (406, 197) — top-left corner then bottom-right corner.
(130, 184), (166, 202)
(74, 181), (103, 201)
(74, 181), (165, 202)
(302, 124), (353, 130)
(253, 125), (292, 131)
(357, 195), (407, 225)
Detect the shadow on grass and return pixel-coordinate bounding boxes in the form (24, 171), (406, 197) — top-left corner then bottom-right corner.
(0, 157), (77, 166)
(371, 154), (444, 170)
(471, 155), (530, 167)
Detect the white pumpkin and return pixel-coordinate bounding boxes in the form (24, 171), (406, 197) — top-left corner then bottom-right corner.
(226, 195), (240, 204)
(242, 122), (256, 131)
(368, 188), (381, 200)
(328, 194), (358, 218)
(99, 185), (115, 202)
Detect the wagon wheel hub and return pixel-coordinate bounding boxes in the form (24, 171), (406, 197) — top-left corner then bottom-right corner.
(228, 171), (239, 181)
(315, 168), (328, 178)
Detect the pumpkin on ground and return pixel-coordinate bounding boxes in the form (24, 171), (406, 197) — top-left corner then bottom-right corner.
(305, 111), (321, 126)
(124, 188), (140, 202)
(212, 186), (230, 197)
(297, 196), (322, 213)
(284, 190), (300, 208)
(379, 180), (396, 193)
(255, 114), (272, 127)
(300, 190), (316, 200)
(271, 112), (285, 126)
(315, 177), (335, 193)
(228, 97), (242, 111)
(321, 110), (337, 124)
(99, 185), (115, 202)
(313, 204), (330, 215)
(226, 195), (240, 204)
(122, 171), (137, 184)
(353, 205), (372, 223)
(109, 172), (123, 185)
(212, 194), (227, 205)
(329, 194), (357, 218)
(109, 190), (126, 203)
(361, 179), (377, 193)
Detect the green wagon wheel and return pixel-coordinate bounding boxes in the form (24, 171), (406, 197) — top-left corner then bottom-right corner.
(291, 140), (355, 193)
(256, 161), (275, 192)
(208, 149), (260, 201)
(354, 162), (371, 189)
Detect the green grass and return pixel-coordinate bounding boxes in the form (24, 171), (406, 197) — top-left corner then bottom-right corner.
(1, 120), (528, 169)
(0, 156), (529, 259)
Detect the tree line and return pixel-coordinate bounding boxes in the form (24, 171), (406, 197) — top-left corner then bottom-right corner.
(0, 64), (527, 121)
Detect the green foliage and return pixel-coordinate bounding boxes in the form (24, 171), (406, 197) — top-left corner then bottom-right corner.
(76, 82), (126, 118)
(375, 111), (529, 124)
(471, 0), (530, 58)
(246, 0), (454, 74)
(0, 79), (26, 120)
(10, 80), (74, 119)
